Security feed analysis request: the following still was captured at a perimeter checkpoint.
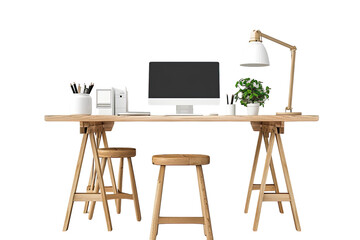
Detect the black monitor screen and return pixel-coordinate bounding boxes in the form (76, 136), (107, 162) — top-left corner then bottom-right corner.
(149, 62), (219, 98)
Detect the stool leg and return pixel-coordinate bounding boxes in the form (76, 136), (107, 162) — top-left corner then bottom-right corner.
(276, 132), (301, 231)
(253, 129), (276, 231)
(128, 157), (141, 221)
(107, 158), (119, 214)
(150, 165), (166, 240)
(63, 133), (88, 231)
(263, 133), (284, 214)
(197, 166), (208, 237)
(196, 165), (213, 240)
(200, 197), (208, 237)
(117, 157), (124, 214)
(88, 157), (107, 220)
(244, 131), (262, 213)
(84, 131), (102, 213)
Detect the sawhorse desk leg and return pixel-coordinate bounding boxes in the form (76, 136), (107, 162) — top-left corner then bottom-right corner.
(245, 122), (301, 231)
(63, 122), (114, 231)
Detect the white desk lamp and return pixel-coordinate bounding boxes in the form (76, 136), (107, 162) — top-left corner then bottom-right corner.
(240, 30), (301, 115)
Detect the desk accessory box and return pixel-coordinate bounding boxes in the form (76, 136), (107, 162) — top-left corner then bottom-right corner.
(96, 87), (128, 115)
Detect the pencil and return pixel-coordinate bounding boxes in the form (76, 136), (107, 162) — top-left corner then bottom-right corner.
(88, 83), (94, 94)
(73, 82), (78, 93)
(70, 83), (75, 93)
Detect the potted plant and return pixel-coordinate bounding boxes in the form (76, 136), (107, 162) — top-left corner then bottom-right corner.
(234, 78), (271, 115)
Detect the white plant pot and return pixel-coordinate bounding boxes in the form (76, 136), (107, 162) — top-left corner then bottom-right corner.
(247, 103), (260, 115)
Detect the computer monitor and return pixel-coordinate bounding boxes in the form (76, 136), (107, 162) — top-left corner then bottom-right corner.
(148, 62), (220, 114)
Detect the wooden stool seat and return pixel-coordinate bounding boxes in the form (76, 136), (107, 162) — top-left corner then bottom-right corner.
(152, 154), (210, 166)
(98, 147), (136, 158)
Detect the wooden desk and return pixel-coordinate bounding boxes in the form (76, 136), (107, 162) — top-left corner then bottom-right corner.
(45, 114), (318, 122)
(45, 114), (318, 231)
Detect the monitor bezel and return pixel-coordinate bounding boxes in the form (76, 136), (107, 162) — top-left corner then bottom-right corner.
(148, 61), (220, 105)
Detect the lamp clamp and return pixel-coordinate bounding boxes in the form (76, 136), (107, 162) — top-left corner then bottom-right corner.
(285, 106), (293, 112)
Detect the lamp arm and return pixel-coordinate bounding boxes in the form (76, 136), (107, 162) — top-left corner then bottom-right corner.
(287, 48), (296, 112)
(259, 31), (296, 50)
(253, 30), (297, 112)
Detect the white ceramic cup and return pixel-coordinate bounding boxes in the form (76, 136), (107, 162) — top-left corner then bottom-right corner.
(225, 104), (236, 115)
(70, 93), (92, 115)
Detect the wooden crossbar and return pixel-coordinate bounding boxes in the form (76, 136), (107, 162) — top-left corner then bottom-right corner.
(252, 184), (276, 191)
(263, 193), (290, 201)
(158, 217), (204, 224)
(87, 186), (115, 192)
(80, 121), (114, 134)
(104, 186), (116, 192)
(107, 193), (133, 200)
(74, 191), (133, 202)
(74, 193), (102, 201)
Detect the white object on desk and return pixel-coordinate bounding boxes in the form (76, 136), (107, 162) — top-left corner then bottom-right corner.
(69, 93), (92, 115)
(96, 87), (128, 115)
(96, 89), (113, 115)
(247, 103), (260, 115)
(117, 112), (150, 116)
(225, 104), (236, 115)
(114, 87), (128, 114)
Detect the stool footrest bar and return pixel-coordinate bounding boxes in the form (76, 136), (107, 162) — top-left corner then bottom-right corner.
(105, 186), (115, 192)
(263, 193), (290, 201)
(158, 217), (204, 224)
(87, 186), (116, 192)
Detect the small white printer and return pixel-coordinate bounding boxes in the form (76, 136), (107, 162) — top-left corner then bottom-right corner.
(96, 87), (128, 115)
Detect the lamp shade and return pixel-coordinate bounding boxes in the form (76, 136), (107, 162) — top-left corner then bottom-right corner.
(240, 42), (270, 67)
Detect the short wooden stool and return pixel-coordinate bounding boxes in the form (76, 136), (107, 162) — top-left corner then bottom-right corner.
(84, 147), (141, 222)
(150, 154), (213, 240)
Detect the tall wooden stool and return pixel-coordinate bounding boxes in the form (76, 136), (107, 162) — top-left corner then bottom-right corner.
(84, 147), (141, 222)
(150, 154), (213, 240)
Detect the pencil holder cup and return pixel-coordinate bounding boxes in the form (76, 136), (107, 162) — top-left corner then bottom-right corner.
(225, 104), (236, 115)
(70, 93), (92, 115)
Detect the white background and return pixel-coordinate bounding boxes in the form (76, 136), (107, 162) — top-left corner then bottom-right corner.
(1, 0), (359, 239)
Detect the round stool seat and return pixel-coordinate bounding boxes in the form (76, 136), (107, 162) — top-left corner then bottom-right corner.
(98, 148), (136, 158)
(152, 154), (210, 166)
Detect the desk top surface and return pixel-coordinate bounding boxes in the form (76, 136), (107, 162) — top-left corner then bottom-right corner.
(44, 115), (319, 122)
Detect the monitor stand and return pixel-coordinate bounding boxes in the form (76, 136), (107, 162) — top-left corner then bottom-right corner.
(165, 105), (202, 116)
(176, 105), (193, 115)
